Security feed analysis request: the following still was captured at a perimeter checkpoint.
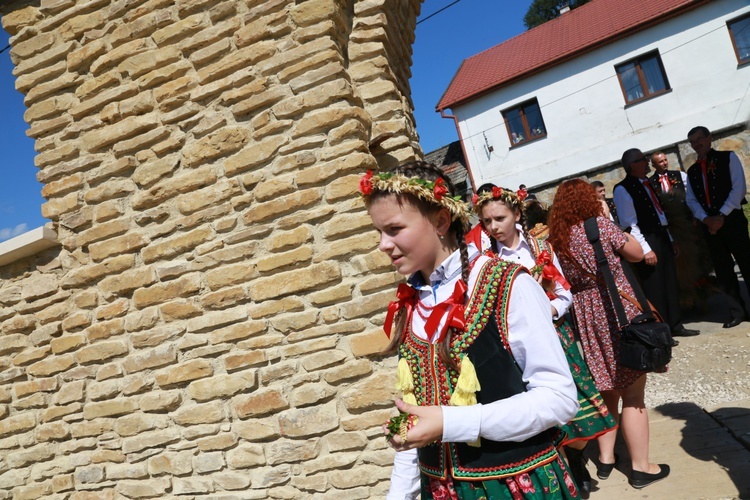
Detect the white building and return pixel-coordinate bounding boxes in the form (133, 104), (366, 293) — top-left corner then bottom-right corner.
(437, 0), (750, 191)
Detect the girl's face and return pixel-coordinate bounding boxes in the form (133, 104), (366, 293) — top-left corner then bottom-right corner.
(480, 200), (520, 248)
(369, 194), (451, 281)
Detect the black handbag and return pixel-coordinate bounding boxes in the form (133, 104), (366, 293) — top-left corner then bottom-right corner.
(583, 217), (673, 372)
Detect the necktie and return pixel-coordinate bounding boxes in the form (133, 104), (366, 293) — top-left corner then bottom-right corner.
(699, 158), (711, 207)
(659, 174), (670, 193)
(642, 179), (664, 214)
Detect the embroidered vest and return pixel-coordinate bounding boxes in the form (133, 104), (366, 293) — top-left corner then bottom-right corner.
(686, 150), (745, 216)
(399, 259), (559, 481)
(615, 175), (664, 234)
(649, 170), (686, 201)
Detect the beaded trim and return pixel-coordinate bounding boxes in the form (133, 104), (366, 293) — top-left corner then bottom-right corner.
(359, 170), (471, 225)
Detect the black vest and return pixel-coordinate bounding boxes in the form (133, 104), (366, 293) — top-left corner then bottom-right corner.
(401, 259), (559, 481)
(686, 150), (744, 216)
(616, 175), (664, 234)
(649, 170), (686, 200)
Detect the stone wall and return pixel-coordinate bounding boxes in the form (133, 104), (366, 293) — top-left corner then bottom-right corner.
(0, 0), (424, 498)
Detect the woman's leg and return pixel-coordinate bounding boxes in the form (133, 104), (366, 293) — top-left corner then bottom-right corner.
(619, 374), (660, 474)
(597, 390), (620, 464)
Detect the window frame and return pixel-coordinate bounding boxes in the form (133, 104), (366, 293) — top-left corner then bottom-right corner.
(501, 98), (547, 148)
(614, 50), (671, 105)
(727, 12), (750, 65)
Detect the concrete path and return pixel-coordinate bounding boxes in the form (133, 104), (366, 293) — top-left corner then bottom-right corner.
(581, 308), (750, 500)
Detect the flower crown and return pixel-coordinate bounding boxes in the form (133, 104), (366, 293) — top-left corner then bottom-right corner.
(471, 186), (522, 215)
(359, 170), (470, 225)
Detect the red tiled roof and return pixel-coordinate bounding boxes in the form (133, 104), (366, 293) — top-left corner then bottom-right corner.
(436, 0), (709, 110)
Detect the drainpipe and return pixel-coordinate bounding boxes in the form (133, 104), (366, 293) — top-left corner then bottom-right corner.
(439, 107), (477, 193)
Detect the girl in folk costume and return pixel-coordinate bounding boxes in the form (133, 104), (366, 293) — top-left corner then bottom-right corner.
(361, 162), (580, 500)
(469, 186), (618, 497)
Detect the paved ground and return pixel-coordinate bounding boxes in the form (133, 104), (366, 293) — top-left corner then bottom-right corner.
(581, 309), (750, 500)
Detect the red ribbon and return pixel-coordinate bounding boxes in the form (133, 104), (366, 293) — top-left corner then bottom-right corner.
(383, 283), (417, 339)
(535, 251), (571, 291)
(424, 280), (468, 343)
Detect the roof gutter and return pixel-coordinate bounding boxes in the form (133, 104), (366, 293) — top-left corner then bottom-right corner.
(439, 107), (477, 193)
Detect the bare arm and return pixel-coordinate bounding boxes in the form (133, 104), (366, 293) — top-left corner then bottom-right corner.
(617, 232), (644, 262)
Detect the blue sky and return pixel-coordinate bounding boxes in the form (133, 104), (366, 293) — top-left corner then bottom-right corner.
(0, 0), (532, 241)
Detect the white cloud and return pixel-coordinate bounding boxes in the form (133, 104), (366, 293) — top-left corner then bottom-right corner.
(0, 223), (29, 241)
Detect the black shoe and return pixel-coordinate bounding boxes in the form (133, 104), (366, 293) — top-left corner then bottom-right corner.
(672, 327), (699, 337)
(564, 447), (591, 497)
(596, 453), (618, 480)
(723, 315), (746, 329)
(629, 464), (670, 489)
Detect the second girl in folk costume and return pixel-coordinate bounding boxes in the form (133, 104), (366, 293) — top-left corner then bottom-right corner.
(469, 185), (618, 496)
(362, 162), (580, 499)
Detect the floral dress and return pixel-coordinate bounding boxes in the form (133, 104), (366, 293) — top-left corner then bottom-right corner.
(556, 217), (646, 391)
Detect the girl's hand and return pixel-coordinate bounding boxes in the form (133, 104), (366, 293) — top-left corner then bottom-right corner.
(383, 399), (443, 451)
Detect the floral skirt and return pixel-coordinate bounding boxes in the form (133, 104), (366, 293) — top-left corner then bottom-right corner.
(555, 318), (617, 444)
(421, 455), (580, 499)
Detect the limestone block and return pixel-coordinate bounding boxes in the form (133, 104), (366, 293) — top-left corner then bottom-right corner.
(118, 46), (182, 79)
(53, 380), (86, 405)
(303, 451), (359, 475)
(223, 135), (287, 177)
(51, 473), (74, 493)
(98, 266), (157, 297)
(243, 187), (323, 225)
(133, 272), (202, 308)
(27, 354), (76, 377)
(231, 387), (288, 419)
(249, 464), (291, 488)
(36, 421), (71, 442)
(199, 286), (247, 310)
(225, 443), (265, 469)
(69, 420), (111, 439)
(230, 86), (288, 119)
(41, 192), (81, 220)
(1, 5), (43, 35)
(110, 9), (175, 47)
(154, 359), (213, 387)
(192, 451), (224, 473)
(204, 263), (255, 291)
(83, 398), (139, 420)
(41, 401), (83, 423)
(212, 470), (251, 490)
(341, 372), (395, 413)
(329, 464), (385, 488)
(121, 343), (177, 374)
(171, 401), (225, 426)
(14, 377), (59, 398)
(152, 12), (208, 46)
(121, 428), (180, 454)
(50, 334), (86, 354)
(61, 254), (134, 288)
(0, 413), (37, 438)
(59, 10), (106, 41)
(16, 59), (67, 93)
(105, 462), (148, 480)
(147, 450), (193, 475)
(196, 42), (275, 85)
(266, 438), (319, 466)
(136, 59), (193, 91)
(13, 41), (76, 78)
(172, 476), (214, 495)
(81, 114), (159, 152)
(95, 299), (128, 321)
(132, 167), (218, 211)
(114, 477), (170, 497)
(75, 340), (128, 365)
(138, 390), (182, 413)
(221, 351), (266, 373)
(90, 38), (156, 76)
(24, 73), (80, 108)
(290, 383), (336, 408)
(67, 38), (108, 72)
(187, 373), (256, 402)
(123, 306), (160, 332)
(176, 179), (242, 215)
(7, 443), (56, 468)
(255, 246), (312, 273)
(0, 333), (28, 355)
(249, 261), (340, 302)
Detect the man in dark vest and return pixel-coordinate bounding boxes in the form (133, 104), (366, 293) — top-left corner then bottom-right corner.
(685, 126), (750, 328)
(614, 148), (699, 336)
(649, 152), (712, 313)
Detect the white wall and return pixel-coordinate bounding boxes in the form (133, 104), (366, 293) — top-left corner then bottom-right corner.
(453, 0), (750, 190)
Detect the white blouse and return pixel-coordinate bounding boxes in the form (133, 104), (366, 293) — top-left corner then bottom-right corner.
(386, 247), (578, 499)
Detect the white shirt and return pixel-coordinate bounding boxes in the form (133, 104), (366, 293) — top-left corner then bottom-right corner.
(613, 181), (670, 255)
(386, 248), (578, 499)
(494, 225), (573, 319)
(685, 151), (747, 221)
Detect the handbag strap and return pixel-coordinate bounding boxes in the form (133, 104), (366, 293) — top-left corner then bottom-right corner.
(583, 217), (655, 325)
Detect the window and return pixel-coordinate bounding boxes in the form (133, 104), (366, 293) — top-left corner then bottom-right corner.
(502, 99), (547, 146)
(728, 13), (750, 64)
(615, 51), (670, 104)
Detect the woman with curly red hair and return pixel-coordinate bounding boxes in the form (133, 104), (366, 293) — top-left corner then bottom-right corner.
(548, 179), (670, 490)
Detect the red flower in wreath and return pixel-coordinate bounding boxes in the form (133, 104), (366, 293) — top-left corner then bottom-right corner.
(433, 178), (448, 200)
(471, 193), (479, 204)
(492, 186), (503, 198)
(359, 170), (374, 195)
